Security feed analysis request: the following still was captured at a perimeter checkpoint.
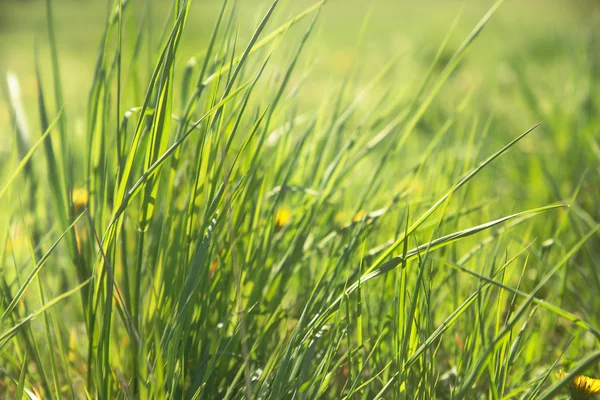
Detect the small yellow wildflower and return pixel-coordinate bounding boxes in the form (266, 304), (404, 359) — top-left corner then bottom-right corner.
(275, 208), (291, 229)
(72, 188), (89, 213)
(557, 370), (600, 399)
(352, 209), (368, 223)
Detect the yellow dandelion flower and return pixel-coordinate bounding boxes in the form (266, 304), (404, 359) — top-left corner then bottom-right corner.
(352, 209), (368, 222)
(72, 188), (89, 213)
(557, 370), (600, 399)
(275, 208), (291, 228)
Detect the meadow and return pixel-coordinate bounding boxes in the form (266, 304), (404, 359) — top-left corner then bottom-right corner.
(1, 0), (600, 398)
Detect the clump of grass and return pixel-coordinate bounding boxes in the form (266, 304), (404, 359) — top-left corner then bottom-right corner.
(1, 0), (600, 398)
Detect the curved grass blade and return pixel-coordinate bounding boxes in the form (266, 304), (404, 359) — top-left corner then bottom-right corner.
(365, 123), (541, 279)
(324, 203), (563, 317)
(454, 224), (599, 397)
(0, 277), (93, 351)
(202, 0), (326, 86)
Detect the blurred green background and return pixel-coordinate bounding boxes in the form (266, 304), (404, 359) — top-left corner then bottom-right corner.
(1, 0), (599, 132)
(2, 0), (599, 211)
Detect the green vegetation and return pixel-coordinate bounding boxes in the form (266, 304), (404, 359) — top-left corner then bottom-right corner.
(1, 0), (599, 398)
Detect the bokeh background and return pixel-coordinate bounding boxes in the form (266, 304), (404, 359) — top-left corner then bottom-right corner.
(2, 0), (599, 129)
(2, 0), (599, 211)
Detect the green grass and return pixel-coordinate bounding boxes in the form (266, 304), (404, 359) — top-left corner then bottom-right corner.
(1, 0), (600, 398)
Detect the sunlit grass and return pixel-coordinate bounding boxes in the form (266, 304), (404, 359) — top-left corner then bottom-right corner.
(1, 0), (600, 398)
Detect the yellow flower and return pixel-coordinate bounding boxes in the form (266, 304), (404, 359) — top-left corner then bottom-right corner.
(557, 370), (600, 399)
(352, 209), (368, 222)
(72, 188), (89, 213)
(275, 208), (291, 228)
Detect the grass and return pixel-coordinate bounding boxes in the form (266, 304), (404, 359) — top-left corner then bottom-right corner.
(1, 0), (600, 398)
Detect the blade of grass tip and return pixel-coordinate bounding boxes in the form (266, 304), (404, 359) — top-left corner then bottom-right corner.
(24, 388), (41, 400)
(113, 0), (191, 208)
(404, 268), (509, 371)
(390, 7), (463, 154)
(104, 80), (250, 239)
(0, 110), (63, 199)
(260, 1), (322, 135)
(331, 204), (563, 314)
(436, 254), (600, 338)
(177, 0), (229, 130)
(396, 0), (505, 151)
(367, 122), (541, 277)
(217, 0), (281, 113)
(202, 0), (325, 86)
(457, 222), (599, 398)
(524, 222), (600, 306)
(196, 0), (229, 86)
(455, 212), (533, 266)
